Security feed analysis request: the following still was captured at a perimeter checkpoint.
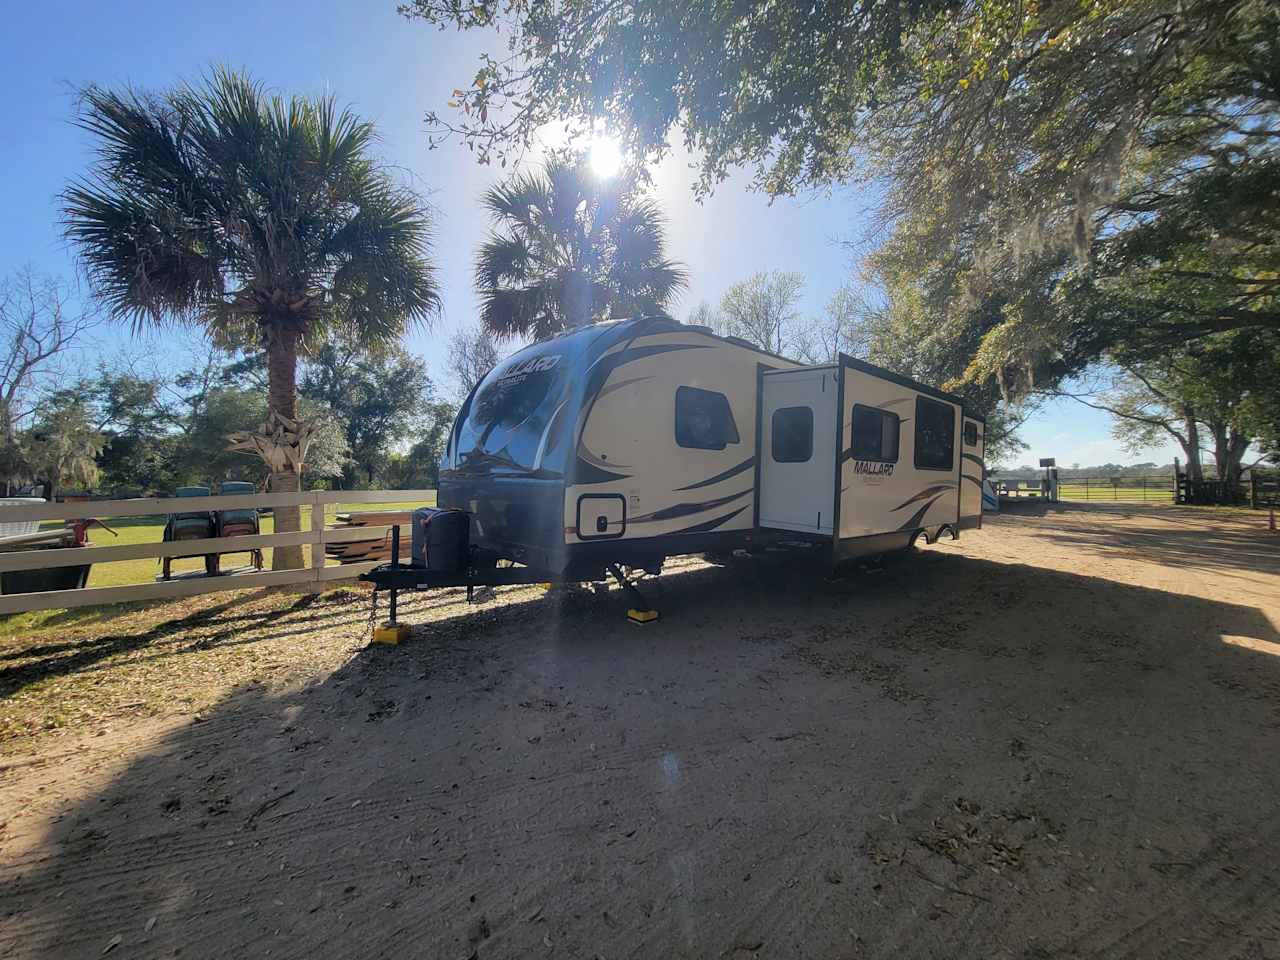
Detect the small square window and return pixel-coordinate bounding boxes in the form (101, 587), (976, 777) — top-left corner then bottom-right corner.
(771, 406), (813, 463)
(675, 386), (740, 450)
(915, 396), (956, 471)
(964, 421), (979, 447)
(850, 405), (900, 463)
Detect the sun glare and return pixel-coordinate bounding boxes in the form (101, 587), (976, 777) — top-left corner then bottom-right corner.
(589, 135), (624, 179)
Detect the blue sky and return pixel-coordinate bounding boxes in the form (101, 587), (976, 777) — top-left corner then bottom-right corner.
(0, 0), (1178, 469)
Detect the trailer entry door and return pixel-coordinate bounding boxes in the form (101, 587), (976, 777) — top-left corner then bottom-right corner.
(758, 368), (837, 535)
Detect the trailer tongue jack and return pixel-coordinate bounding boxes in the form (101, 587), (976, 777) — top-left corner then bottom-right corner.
(611, 564), (659, 624)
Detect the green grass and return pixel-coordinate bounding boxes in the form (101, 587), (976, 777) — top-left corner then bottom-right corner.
(2, 496), (436, 635)
(1057, 484), (1174, 502)
(76, 497), (437, 587)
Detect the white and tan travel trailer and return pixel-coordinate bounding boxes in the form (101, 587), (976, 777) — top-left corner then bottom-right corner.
(431, 316), (985, 581)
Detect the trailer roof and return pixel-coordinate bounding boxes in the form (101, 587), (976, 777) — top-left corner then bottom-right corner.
(839, 353), (983, 420)
(494, 319), (985, 422)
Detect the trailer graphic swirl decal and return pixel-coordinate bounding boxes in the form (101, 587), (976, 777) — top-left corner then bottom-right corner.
(675, 456), (755, 491)
(669, 504), (750, 535)
(895, 496), (945, 531)
(889, 484), (956, 512)
(631, 488), (751, 524)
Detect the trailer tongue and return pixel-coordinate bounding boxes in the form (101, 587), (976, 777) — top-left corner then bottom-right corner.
(359, 508), (658, 642)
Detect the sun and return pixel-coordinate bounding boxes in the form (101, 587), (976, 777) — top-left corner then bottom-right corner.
(588, 135), (624, 179)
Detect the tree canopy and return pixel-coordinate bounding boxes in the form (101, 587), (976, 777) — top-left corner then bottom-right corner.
(301, 343), (440, 486)
(410, 0), (1280, 419)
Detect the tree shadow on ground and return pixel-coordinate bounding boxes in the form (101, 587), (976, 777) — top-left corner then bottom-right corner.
(3, 548), (1279, 960)
(0, 590), (339, 698)
(989, 501), (1280, 575)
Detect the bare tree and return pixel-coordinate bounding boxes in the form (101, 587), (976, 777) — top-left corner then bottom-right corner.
(447, 324), (502, 398)
(0, 269), (100, 443)
(685, 300), (721, 329)
(718, 271), (806, 356)
(793, 284), (874, 364)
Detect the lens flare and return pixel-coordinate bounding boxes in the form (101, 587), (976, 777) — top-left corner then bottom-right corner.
(589, 136), (623, 179)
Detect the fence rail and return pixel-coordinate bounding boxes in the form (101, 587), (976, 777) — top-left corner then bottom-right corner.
(1057, 477), (1176, 502)
(997, 471), (1279, 506)
(0, 489), (435, 616)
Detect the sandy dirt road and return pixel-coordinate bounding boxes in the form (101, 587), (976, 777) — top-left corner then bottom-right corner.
(1, 503), (1279, 959)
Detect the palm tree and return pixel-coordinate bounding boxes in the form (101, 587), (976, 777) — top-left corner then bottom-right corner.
(475, 157), (686, 340)
(63, 70), (439, 568)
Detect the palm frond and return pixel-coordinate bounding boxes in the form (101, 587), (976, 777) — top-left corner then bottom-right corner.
(480, 171), (549, 231)
(63, 68), (438, 351)
(474, 156), (684, 337)
(475, 233), (532, 289)
(479, 284), (554, 340)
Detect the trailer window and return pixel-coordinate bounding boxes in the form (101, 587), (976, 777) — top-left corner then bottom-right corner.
(771, 406), (813, 463)
(675, 386), (740, 450)
(915, 397), (955, 471)
(964, 421), (979, 447)
(850, 405), (900, 463)
(457, 351), (567, 471)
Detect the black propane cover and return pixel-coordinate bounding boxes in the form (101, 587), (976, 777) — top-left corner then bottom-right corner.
(411, 507), (470, 572)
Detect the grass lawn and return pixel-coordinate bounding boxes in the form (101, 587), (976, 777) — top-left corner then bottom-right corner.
(1057, 484), (1174, 502)
(2, 496), (435, 636)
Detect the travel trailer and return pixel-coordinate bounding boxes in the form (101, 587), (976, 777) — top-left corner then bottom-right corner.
(363, 315), (985, 629)
(429, 315), (983, 578)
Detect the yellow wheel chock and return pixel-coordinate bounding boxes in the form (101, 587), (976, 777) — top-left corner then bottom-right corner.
(372, 621), (409, 645)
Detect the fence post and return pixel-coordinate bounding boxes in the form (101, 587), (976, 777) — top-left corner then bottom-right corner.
(309, 491), (326, 588)
(1251, 473), (1258, 509)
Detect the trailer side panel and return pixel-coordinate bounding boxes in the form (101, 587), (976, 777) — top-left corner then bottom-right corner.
(836, 359), (962, 557)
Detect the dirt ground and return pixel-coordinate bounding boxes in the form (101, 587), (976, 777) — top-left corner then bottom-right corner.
(2, 503), (1279, 959)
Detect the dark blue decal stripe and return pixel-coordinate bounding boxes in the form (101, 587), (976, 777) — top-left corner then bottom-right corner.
(633, 488), (751, 523)
(890, 484), (955, 512)
(573, 457), (632, 485)
(597, 375), (655, 401)
(962, 474), (984, 488)
(575, 342), (710, 464)
(612, 343), (711, 368)
(962, 452), (984, 467)
(670, 504), (750, 535)
(675, 456), (756, 491)
(896, 495), (944, 531)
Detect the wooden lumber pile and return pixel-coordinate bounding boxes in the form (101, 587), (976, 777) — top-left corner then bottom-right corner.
(324, 511), (411, 564)
(0, 528), (78, 551)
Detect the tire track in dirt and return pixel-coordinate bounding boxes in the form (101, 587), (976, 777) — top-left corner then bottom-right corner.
(1058, 823), (1280, 959)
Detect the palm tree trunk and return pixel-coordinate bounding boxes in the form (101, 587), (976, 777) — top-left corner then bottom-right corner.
(267, 329), (306, 570)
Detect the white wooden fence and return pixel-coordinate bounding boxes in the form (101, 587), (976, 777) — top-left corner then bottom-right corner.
(0, 489), (436, 615)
